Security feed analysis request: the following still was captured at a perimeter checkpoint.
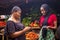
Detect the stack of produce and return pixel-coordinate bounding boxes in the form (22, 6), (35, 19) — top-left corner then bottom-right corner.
(0, 21), (6, 27)
(29, 20), (39, 27)
(22, 17), (31, 26)
(26, 32), (39, 40)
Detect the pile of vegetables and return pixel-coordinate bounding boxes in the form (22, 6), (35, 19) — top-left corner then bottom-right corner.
(29, 20), (39, 27)
(0, 21), (6, 27)
(22, 17), (31, 26)
(26, 32), (38, 40)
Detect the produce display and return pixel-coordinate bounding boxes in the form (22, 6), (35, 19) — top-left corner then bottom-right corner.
(22, 17), (31, 26)
(26, 32), (39, 40)
(29, 20), (39, 27)
(0, 15), (8, 27)
(0, 21), (6, 27)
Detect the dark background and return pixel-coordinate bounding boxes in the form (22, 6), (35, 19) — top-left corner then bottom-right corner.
(0, 0), (60, 14)
(0, 0), (60, 25)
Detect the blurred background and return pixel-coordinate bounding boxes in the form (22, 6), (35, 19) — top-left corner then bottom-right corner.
(0, 0), (60, 26)
(0, 0), (60, 40)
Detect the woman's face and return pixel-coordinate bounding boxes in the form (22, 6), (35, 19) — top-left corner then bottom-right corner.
(40, 7), (46, 15)
(13, 11), (21, 19)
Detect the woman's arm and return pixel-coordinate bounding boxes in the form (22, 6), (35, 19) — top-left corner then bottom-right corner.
(47, 21), (57, 29)
(10, 27), (31, 38)
(47, 14), (57, 29)
(6, 21), (31, 38)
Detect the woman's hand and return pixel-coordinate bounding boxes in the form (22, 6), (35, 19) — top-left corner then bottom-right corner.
(46, 26), (57, 29)
(46, 26), (50, 29)
(23, 27), (31, 32)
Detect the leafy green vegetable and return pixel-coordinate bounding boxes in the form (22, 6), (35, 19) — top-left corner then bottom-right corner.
(22, 17), (31, 26)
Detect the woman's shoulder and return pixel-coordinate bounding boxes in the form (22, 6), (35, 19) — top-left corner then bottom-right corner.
(49, 13), (57, 20)
(50, 13), (56, 17)
(7, 20), (14, 24)
(50, 13), (57, 18)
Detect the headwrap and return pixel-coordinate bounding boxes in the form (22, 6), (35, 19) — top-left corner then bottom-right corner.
(40, 4), (52, 17)
(11, 6), (21, 13)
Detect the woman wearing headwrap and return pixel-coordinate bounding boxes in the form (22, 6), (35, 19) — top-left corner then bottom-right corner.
(39, 4), (57, 40)
(4, 6), (31, 40)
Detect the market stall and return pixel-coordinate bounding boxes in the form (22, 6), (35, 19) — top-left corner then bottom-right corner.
(0, 15), (9, 40)
(0, 0), (60, 40)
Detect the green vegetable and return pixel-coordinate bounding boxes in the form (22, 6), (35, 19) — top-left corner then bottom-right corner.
(22, 17), (31, 27)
